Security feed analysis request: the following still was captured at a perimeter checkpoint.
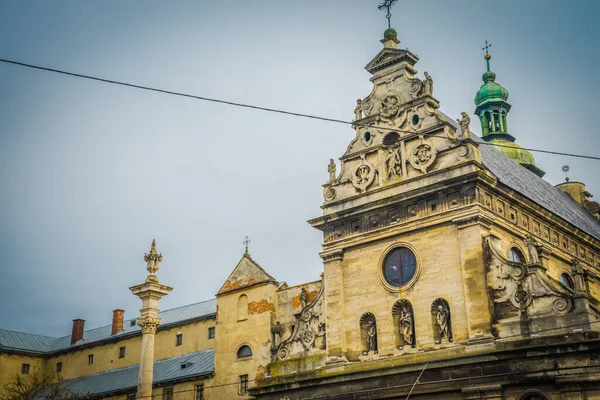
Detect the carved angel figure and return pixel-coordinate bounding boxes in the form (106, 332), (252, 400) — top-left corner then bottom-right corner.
(386, 149), (402, 178)
(327, 159), (336, 184)
(457, 112), (471, 139)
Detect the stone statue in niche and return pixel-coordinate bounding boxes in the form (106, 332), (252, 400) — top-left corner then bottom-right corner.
(367, 321), (378, 354)
(431, 299), (453, 344)
(359, 313), (378, 355)
(524, 234), (540, 264)
(457, 112), (471, 139)
(354, 99), (363, 121)
(385, 148), (402, 178)
(423, 72), (433, 96)
(327, 159), (336, 184)
(400, 310), (414, 347)
(300, 287), (308, 309)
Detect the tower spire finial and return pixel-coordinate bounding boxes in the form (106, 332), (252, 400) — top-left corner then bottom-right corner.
(482, 40), (492, 71)
(378, 0), (398, 29)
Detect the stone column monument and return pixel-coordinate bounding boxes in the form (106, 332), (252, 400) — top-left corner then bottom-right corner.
(130, 239), (173, 399)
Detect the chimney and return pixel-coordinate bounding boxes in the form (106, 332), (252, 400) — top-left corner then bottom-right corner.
(71, 319), (85, 345)
(112, 309), (125, 335)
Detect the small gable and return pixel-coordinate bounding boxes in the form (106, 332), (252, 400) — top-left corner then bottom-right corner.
(217, 252), (277, 295)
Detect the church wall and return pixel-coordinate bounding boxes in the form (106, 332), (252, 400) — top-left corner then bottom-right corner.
(0, 352), (46, 389)
(39, 318), (216, 381)
(340, 223), (469, 360)
(214, 283), (278, 399)
(275, 280), (322, 336)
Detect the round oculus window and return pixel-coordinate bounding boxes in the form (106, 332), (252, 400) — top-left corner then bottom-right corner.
(383, 247), (417, 287)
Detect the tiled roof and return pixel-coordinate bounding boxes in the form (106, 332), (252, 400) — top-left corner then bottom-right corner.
(45, 350), (214, 398)
(0, 298), (216, 354)
(446, 112), (600, 240)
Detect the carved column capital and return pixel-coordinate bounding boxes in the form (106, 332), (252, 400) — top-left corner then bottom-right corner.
(320, 249), (344, 263)
(138, 316), (161, 334)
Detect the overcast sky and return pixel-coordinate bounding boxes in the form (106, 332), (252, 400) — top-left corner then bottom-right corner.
(1, 0), (599, 337)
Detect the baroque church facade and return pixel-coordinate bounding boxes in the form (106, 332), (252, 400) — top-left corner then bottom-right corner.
(2, 28), (600, 400)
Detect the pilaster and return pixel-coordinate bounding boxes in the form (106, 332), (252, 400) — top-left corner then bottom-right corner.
(320, 249), (346, 362)
(454, 215), (495, 342)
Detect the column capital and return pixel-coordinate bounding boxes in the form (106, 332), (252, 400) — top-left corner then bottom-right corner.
(138, 316), (161, 334)
(320, 249), (344, 262)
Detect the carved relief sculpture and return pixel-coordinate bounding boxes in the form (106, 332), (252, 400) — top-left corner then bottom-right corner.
(275, 284), (325, 360)
(354, 99), (363, 121)
(524, 235), (540, 265)
(409, 142), (436, 174)
(379, 94), (401, 122)
(457, 112), (471, 139)
(351, 156), (377, 193)
(327, 159), (336, 184)
(423, 72), (433, 96)
(385, 148), (402, 178)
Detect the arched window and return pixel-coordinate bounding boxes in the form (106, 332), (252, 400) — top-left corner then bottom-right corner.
(382, 247), (417, 287)
(237, 295), (248, 321)
(560, 273), (574, 290)
(517, 390), (550, 400)
(236, 345), (252, 359)
(508, 248), (524, 263)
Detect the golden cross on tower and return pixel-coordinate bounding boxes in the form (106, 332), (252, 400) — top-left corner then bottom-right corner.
(482, 40), (492, 59)
(378, 0), (398, 29)
(243, 236), (251, 253)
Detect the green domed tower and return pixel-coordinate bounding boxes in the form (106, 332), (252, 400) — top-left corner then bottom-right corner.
(474, 44), (545, 177)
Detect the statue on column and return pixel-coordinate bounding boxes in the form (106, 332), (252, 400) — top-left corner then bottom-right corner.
(457, 112), (471, 139)
(524, 235), (540, 264)
(328, 159), (336, 184)
(423, 72), (434, 96)
(354, 99), (363, 121)
(271, 321), (283, 348)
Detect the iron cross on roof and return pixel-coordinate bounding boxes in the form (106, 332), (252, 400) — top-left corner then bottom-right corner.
(378, 0), (398, 29)
(243, 236), (251, 253)
(482, 40), (492, 56)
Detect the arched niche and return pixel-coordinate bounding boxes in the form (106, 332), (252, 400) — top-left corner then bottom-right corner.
(237, 294), (248, 321)
(392, 300), (416, 349)
(359, 312), (378, 355)
(431, 298), (453, 344)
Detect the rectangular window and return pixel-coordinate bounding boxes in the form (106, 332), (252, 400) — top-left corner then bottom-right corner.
(239, 374), (248, 395)
(119, 346), (126, 359)
(163, 387), (173, 400)
(175, 333), (182, 346)
(56, 362), (62, 373)
(208, 327), (215, 339)
(21, 364), (30, 374)
(88, 354), (94, 365)
(195, 384), (204, 400)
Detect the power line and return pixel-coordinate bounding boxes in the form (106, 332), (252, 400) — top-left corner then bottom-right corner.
(1, 58), (599, 162)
